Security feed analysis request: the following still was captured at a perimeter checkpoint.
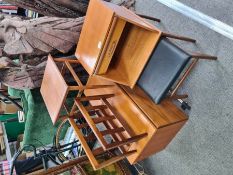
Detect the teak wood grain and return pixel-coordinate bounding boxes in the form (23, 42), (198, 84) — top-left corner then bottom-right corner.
(40, 55), (69, 124)
(69, 118), (135, 171)
(69, 99), (139, 170)
(102, 1), (157, 31)
(41, 55), (105, 124)
(97, 18), (126, 74)
(100, 24), (160, 88)
(74, 92), (147, 149)
(75, 0), (115, 75)
(121, 85), (188, 128)
(76, 0), (162, 88)
(74, 99), (108, 149)
(84, 76), (188, 163)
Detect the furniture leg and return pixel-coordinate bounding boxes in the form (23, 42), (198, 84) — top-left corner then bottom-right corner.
(136, 13), (161, 22)
(169, 94), (188, 100)
(54, 58), (80, 63)
(162, 32), (196, 43)
(171, 59), (198, 96)
(68, 85), (114, 91)
(64, 61), (83, 86)
(191, 53), (218, 60)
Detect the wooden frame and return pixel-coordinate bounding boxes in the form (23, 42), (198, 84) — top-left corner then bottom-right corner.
(83, 76), (188, 165)
(75, 0), (162, 88)
(40, 55), (112, 124)
(169, 52), (217, 99)
(136, 14), (218, 101)
(68, 93), (147, 170)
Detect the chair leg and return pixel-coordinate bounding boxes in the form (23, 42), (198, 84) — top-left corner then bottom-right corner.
(169, 94), (188, 100)
(60, 63), (66, 76)
(65, 61), (83, 86)
(162, 32), (196, 43)
(136, 13), (161, 22)
(171, 59), (198, 96)
(191, 53), (217, 60)
(54, 58), (80, 63)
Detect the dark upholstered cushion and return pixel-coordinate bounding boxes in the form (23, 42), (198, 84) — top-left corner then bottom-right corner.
(137, 38), (191, 104)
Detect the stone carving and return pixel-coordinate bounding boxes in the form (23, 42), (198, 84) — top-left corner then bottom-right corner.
(0, 15), (84, 89)
(0, 15), (84, 56)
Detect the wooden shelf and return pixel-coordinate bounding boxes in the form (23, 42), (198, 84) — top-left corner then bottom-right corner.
(68, 108), (138, 170)
(76, 0), (162, 88)
(98, 23), (160, 88)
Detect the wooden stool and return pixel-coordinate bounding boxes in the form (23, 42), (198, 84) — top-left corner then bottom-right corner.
(68, 93), (147, 170)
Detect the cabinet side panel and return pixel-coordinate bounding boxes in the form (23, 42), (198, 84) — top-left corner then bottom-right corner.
(75, 0), (114, 75)
(127, 120), (187, 164)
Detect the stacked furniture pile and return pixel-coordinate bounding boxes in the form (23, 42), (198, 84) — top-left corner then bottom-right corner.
(40, 0), (217, 170)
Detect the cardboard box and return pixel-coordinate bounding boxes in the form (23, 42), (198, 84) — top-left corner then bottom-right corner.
(0, 102), (18, 114)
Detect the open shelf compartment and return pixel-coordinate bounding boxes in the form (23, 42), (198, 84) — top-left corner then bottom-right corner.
(95, 19), (161, 88)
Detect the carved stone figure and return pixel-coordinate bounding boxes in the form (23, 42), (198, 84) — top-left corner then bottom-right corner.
(0, 56), (47, 89)
(0, 15), (84, 56)
(0, 15), (84, 89)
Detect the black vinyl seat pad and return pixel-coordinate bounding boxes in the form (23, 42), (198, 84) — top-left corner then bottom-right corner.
(137, 38), (191, 104)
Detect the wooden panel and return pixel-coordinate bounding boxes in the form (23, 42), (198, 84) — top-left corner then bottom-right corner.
(85, 76), (155, 136)
(85, 76), (188, 164)
(121, 85), (188, 128)
(76, 93), (147, 151)
(40, 55), (68, 124)
(129, 120), (187, 163)
(103, 1), (158, 31)
(84, 76), (156, 163)
(75, 0), (114, 75)
(96, 18), (126, 74)
(100, 25), (161, 88)
(75, 99), (108, 149)
(69, 118), (99, 169)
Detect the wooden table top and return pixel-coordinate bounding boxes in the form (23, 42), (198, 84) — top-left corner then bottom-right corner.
(40, 55), (69, 124)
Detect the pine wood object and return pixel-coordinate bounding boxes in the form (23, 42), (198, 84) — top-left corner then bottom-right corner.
(83, 76), (188, 164)
(75, 0), (162, 88)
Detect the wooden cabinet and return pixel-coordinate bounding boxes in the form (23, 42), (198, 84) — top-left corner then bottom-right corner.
(76, 0), (161, 88)
(120, 85), (188, 162)
(84, 76), (188, 164)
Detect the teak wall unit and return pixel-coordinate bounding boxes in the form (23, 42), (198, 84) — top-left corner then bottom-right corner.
(84, 76), (188, 164)
(76, 0), (162, 88)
